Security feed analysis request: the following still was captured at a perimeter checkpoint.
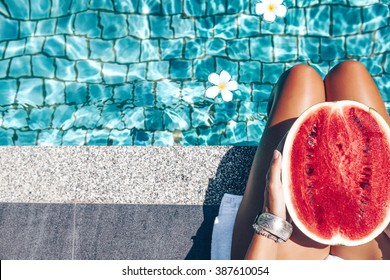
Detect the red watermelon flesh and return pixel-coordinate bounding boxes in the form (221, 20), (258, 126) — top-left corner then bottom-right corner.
(282, 101), (390, 246)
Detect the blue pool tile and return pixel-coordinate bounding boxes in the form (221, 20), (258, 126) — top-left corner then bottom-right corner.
(155, 80), (181, 106)
(134, 82), (154, 107)
(359, 56), (383, 76)
(214, 15), (237, 39)
(332, 6), (361, 36)
(51, 0), (72, 17)
(115, 37), (141, 63)
(285, 8), (306, 35)
(147, 61), (170, 80)
(90, 39), (115, 62)
(56, 58), (76, 81)
(62, 129), (87, 145)
(141, 40), (160, 61)
(308, 61), (329, 78)
(36, 19), (56, 36)
(4, 0), (29, 19)
(45, 80), (66, 105)
(25, 37), (45, 55)
(239, 61), (261, 83)
(182, 129), (198, 145)
(66, 83), (88, 105)
(127, 63), (147, 81)
(153, 131), (174, 146)
(362, 4), (389, 32)
(162, 0), (182, 14)
(320, 37), (345, 61)
(88, 84), (113, 104)
(170, 60), (192, 79)
(0, 41), (6, 58)
(71, 0), (89, 13)
(150, 16), (173, 38)
(164, 106), (191, 131)
(235, 83), (251, 101)
(238, 102), (258, 121)
(262, 63), (284, 84)
(114, 0), (138, 12)
(134, 130), (152, 145)
(252, 83), (272, 102)
(0, 15), (18, 41)
(0, 1), (9, 17)
(216, 58), (238, 80)
(238, 15), (260, 38)
(320, 0), (346, 3)
(122, 107), (145, 129)
(250, 36), (273, 62)
(9, 56), (31, 78)
(144, 108), (164, 130)
(0, 129), (14, 145)
(66, 36), (88, 60)
(375, 75), (390, 101)
(17, 79), (44, 106)
(0, 80), (17, 106)
(191, 106), (212, 128)
(38, 129), (63, 145)
(185, 39), (206, 59)
(52, 105), (76, 130)
(227, 0), (249, 14)
(207, 0), (226, 15)
(30, 0), (51, 19)
(102, 63), (128, 84)
(195, 17), (214, 37)
(108, 129), (133, 145)
(198, 125), (222, 145)
(181, 81), (205, 104)
(113, 84), (133, 102)
(299, 37), (320, 62)
(172, 15), (195, 38)
(193, 58), (215, 81)
(221, 121), (247, 145)
(44, 36), (66, 56)
(261, 17), (285, 35)
(75, 12), (101, 38)
(32, 55), (55, 78)
(56, 15), (75, 34)
(349, 0), (378, 5)
(97, 104), (124, 130)
(274, 36), (298, 62)
(15, 131), (38, 145)
(346, 33), (373, 57)
(306, 6), (330, 36)
(86, 129), (110, 145)
(91, 0), (113, 9)
(374, 27), (390, 54)
(74, 106), (101, 129)
(297, 0), (318, 6)
(28, 108), (54, 130)
(385, 54), (390, 73)
(247, 119), (265, 144)
(3, 109), (28, 129)
(213, 102), (238, 123)
(184, 0), (206, 16)
(101, 13), (128, 39)
(227, 39), (250, 60)
(205, 39), (226, 56)
(20, 21), (37, 38)
(128, 15), (150, 39)
(4, 39), (25, 59)
(161, 39), (183, 59)
(138, 0), (161, 14)
(0, 60), (10, 78)
(77, 60), (102, 83)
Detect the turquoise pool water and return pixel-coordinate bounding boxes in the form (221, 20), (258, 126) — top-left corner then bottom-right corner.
(0, 0), (389, 146)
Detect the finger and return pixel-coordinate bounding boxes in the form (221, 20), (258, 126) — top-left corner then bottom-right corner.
(269, 150), (282, 184)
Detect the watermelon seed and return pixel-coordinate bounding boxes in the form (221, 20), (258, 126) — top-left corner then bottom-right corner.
(336, 143), (343, 150)
(359, 182), (369, 188)
(360, 199), (367, 205)
(308, 185), (313, 188)
(306, 153), (314, 158)
(306, 166), (314, 175)
(363, 167), (371, 172)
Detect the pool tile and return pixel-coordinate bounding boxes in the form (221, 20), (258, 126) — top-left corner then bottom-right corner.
(213, 102), (238, 123)
(0, 60), (10, 78)
(171, 60), (192, 79)
(332, 6), (361, 36)
(90, 39), (115, 62)
(128, 15), (150, 39)
(86, 129), (110, 145)
(0, 15), (18, 41)
(20, 21), (37, 38)
(205, 39), (226, 56)
(62, 129), (87, 145)
(56, 15), (75, 34)
(321, 37), (345, 60)
(214, 15), (237, 39)
(17, 79), (44, 106)
(115, 37), (141, 63)
(108, 129), (133, 145)
(91, 0), (113, 9)
(0, 2), (9, 17)
(28, 108), (54, 130)
(0, 80), (17, 106)
(216, 57), (239, 80)
(297, 0), (319, 6)
(4, 39), (26, 59)
(359, 55), (383, 76)
(3, 0), (29, 19)
(235, 83), (251, 101)
(147, 61), (170, 80)
(0, 41), (6, 58)
(262, 63), (284, 83)
(25, 37), (45, 55)
(385, 54), (390, 73)
(193, 58), (215, 81)
(71, 0), (89, 13)
(238, 102), (258, 121)
(163, 106), (191, 131)
(97, 104), (124, 130)
(65, 82), (88, 105)
(44, 36), (66, 56)
(36, 19), (56, 36)
(154, 131), (175, 145)
(66, 36), (89, 60)
(133, 82), (154, 106)
(9, 56), (31, 78)
(77, 60), (102, 83)
(261, 17), (285, 35)
(239, 61), (261, 83)
(182, 129), (198, 145)
(346, 33), (373, 56)
(0, 129), (14, 145)
(113, 0), (138, 12)
(172, 15), (195, 38)
(285, 8), (306, 35)
(141, 40), (160, 61)
(32, 55), (55, 78)
(185, 39), (206, 59)
(349, 0), (378, 5)
(226, 0), (250, 14)
(181, 81), (205, 104)
(102, 63), (128, 84)
(252, 83), (272, 102)
(73, 106), (101, 129)
(133, 130), (152, 145)
(156, 80), (181, 106)
(374, 75), (390, 101)
(150, 16), (173, 38)
(15, 131), (38, 145)
(144, 108), (164, 130)
(161, 39), (183, 59)
(56, 58), (77, 81)
(3, 109), (28, 129)
(191, 106), (212, 128)
(238, 15), (260, 38)
(299, 36), (320, 62)
(113, 84), (133, 103)
(45, 80), (66, 105)
(362, 4), (389, 32)
(184, 0), (206, 16)
(374, 27), (390, 54)
(101, 13), (128, 39)
(138, 0), (161, 14)
(227, 39), (250, 60)
(38, 129), (63, 145)
(88, 84), (113, 104)
(127, 63), (147, 81)
(221, 121), (247, 145)
(52, 105), (76, 130)
(306, 6), (330, 36)
(122, 107), (145, 129)
(195, 17), (214, 37)
(51, 0), (72, 17)
(207, 0), (226, 15)
(30, 0), (51, 19)
(247, 119), (265, 143)
(250, 36), (273, 62)
(162, 0), (182, 14)
(308, 61), (330, 78)
(75, 12), (101, 38)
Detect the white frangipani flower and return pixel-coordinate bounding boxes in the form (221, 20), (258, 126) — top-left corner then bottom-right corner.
(205, 70), (238, 102)
(256, 0), (287, 23)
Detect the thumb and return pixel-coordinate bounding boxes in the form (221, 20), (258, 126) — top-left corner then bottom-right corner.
(269, 150), (282, 184)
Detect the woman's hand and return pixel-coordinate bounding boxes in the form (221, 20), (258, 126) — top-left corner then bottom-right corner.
(263, 150), (287, 220)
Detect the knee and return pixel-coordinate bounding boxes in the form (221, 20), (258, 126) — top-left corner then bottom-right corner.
(331, 60), (368, 74)
(287, 64), (322, 81)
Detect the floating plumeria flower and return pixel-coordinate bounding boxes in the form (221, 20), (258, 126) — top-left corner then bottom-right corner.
(256, 0), (287, 23)
(206, 71), (238, 102)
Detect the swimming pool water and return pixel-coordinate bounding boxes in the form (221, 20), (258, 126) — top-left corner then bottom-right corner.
(0, 0), (389, 146)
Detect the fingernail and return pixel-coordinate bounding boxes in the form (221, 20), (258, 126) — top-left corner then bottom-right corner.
(273, 150), (280, 160)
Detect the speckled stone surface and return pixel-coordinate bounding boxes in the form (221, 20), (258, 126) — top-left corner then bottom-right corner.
(0, 146), (255, 204)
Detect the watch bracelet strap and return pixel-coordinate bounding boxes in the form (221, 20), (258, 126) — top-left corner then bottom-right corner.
(252, 223), (284, 243)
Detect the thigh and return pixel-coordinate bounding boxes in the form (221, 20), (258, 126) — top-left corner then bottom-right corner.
(231, 65), (327, 259)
